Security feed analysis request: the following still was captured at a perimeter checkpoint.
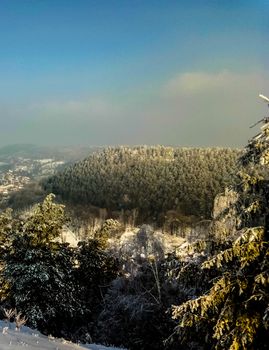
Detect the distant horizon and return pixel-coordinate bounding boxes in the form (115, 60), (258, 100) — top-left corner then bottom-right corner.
(0, 142), (244, 150)
(0, 1), (268, 147)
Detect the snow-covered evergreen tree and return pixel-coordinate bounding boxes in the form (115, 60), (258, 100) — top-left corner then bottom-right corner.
(172, 98), (269, 349)
(2, 194), (81, 334)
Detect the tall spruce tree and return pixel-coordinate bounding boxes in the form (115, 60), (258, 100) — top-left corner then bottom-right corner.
(1, 194), (81, 334)
(172, 97), (269, 350)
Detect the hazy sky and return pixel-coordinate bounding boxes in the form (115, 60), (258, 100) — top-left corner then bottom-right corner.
(0, 0), (268, 147)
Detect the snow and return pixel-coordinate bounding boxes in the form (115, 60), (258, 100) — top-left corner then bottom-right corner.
(0, 321), (125, 350)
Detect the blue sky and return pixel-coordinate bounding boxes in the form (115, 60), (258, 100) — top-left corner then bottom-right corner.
(0, 0), (268, 146)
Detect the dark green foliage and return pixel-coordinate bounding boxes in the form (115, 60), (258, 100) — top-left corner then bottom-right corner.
(0, 194), (120, 341)
(3, 238), (79, 334)
(1, 194), (79, 335)
(172, 116), (269, 349)
(0, 208), (13, 248)
(44, 146), (240, 220)
(21, 193), (65, 246)
(94, 218), (124, 242)
(75, 239), (120, 321)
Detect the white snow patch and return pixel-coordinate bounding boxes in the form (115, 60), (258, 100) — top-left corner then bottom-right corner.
(0, 321), (125, 350)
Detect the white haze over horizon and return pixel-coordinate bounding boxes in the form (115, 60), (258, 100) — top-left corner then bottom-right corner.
(1, 69), (268, 148)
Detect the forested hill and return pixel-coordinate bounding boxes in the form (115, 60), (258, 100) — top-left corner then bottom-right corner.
(43, 146), (241, 220)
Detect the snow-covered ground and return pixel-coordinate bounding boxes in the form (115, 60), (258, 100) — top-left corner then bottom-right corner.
(0, 321), (124, 350)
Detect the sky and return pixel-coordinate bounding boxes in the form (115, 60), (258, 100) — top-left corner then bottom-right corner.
(0, 0), (268, 147)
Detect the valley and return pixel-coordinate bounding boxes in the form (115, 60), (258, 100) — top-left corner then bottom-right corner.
(0, 124), (267, 350)
(0, 1), (267, 349)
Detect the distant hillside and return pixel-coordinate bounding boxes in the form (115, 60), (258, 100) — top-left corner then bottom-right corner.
(44, 146), (242, 220)
(0, 144), (42, 158)
(0, 144), (102, 162)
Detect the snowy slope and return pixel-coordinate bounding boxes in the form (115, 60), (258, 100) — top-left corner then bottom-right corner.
(0, 321), (124, 350)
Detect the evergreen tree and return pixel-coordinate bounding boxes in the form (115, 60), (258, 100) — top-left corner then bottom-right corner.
(1, 194), (81, 335)
(75, 238), (119, 319)
(172, 100), (269, 349)
(0, 194), (121, 341)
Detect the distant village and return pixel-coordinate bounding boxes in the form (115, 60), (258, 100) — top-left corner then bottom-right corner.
(0, 157), (65, 204)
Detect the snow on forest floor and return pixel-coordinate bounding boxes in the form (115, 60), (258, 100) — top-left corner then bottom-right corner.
(0, 321), (125, 350)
